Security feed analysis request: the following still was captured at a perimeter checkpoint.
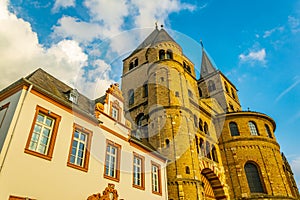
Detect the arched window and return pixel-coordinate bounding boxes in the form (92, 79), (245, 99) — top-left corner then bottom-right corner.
(166, 49), (173, 59)
(165, 139), (170, 148)
(195, 136), (199, 154)
(200, 138), (205, 156)
(231, 88), (236, 99)
(129, 62), (134, 70)
(244, 162), (265, 193)
(185, 166), (190, 174)
(128, 89), (134, 105)
(134, 58), (139, 67)
(159, 50), (165, 60)
(248, 121), (259, 136)
(143, 83), (148, 97)
(229, 122), (240, 136)
(135, 114), (143, 139)
(229, 103), (234, 111)
(186, 65), (191, 73)
(188, 89), (193, 99)
(206, 141), (211, 159)
(224, 82), (229, 93)
(136, 114), (144, 127)
(199, 119), (203, 132)
(194, 115), (198, 127)
(208, 80), (216, 92)
(198, 87), (202, 97)
(265, 124), (273, 138)
(204, 122), (209, 135)
(212, 145), (218, 163)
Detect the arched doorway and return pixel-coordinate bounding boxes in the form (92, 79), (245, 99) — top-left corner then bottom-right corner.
(201, 168), (226, 200)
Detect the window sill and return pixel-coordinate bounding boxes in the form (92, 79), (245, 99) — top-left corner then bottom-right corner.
(133, 184), (145, 190)
(104, 174), (120, 182)
(67, 162), (88, 172)
(152, 191), (162, 196)
(24, 149), (52, 161)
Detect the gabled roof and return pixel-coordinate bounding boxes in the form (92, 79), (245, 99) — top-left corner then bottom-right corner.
(200, 48), (217, 78)
(25, 68), (95, 117)
(126, 27), (180, 59)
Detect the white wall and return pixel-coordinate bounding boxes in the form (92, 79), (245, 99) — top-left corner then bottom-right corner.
(0, 90), (23, 154)
(0, 89), (167, 200)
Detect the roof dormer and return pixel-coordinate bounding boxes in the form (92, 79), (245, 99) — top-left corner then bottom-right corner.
(66, 89), (79, 104)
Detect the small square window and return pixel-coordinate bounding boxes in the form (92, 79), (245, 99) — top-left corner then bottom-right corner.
(111, 107), (119, 120)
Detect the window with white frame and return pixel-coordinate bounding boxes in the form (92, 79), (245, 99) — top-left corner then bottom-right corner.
(111, 107), (119, 120)
(25, 106), (61, 161)
(106, 145), (117, 177)
(151, 162), (161, 194)
(133, 153), (145, 189)
(134, 157), (142, 185)
(28, 112), (55, 155)
(104, 141), (121, 182)
(69, 130), (87, 167)
(67, 124), (92, 172)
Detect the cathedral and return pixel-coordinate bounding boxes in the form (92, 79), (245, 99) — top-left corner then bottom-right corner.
(0, 26), (299, 200)
(121, 26), (300, 200)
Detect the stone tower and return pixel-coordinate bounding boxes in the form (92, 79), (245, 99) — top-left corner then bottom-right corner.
(197, 44), (299, 199)
(122, 27), (228, 200)
(121, 27), (299, 200)
(198, 48), (241, 113)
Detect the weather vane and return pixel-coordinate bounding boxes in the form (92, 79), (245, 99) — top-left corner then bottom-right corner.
(200, 39), (204, 48)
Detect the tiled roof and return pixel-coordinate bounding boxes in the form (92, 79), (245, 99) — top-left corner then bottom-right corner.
(127, 27), (180, 58)
(25, 68), (96, 118)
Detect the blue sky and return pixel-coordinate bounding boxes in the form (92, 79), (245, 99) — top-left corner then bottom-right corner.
(1, 0), (300, 189)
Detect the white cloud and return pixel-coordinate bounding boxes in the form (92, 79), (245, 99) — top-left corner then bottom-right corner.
(239, 48), (266, 65)
(0, 1), (86, 91)
(1, 0), (197, 98)
(84, 0), (129, 36)
(130, 0), (195, 28)
(288, 16), (300, 33)
(75, 59), (115, 98)
(263, 26), (284, 38)
(0, 0), (9, 19)
(52, 16), (104, 43)
(52, 0), (75, 12)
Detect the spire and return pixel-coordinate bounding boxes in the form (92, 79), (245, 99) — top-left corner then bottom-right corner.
(200, 46), (217, 78)
(127, 26), (181, 57)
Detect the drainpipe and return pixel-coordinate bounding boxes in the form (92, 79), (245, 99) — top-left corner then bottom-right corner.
(164, 159), (169, 200)
(0, 84), (33, 172)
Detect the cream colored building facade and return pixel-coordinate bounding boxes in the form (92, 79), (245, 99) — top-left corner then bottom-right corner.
(0, 69), (168, 200)
(121, 27), (300, 200)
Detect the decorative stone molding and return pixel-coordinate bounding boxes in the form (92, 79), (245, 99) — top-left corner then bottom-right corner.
(95, 103), (104, 118)
(106, 83), (124, 102)
(87, 183), (119, 200)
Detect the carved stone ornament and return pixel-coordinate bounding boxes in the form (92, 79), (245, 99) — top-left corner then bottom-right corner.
(94, 103), (104, 118)
(87, 184), (118, 200)
(106, 83), (124, 102)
